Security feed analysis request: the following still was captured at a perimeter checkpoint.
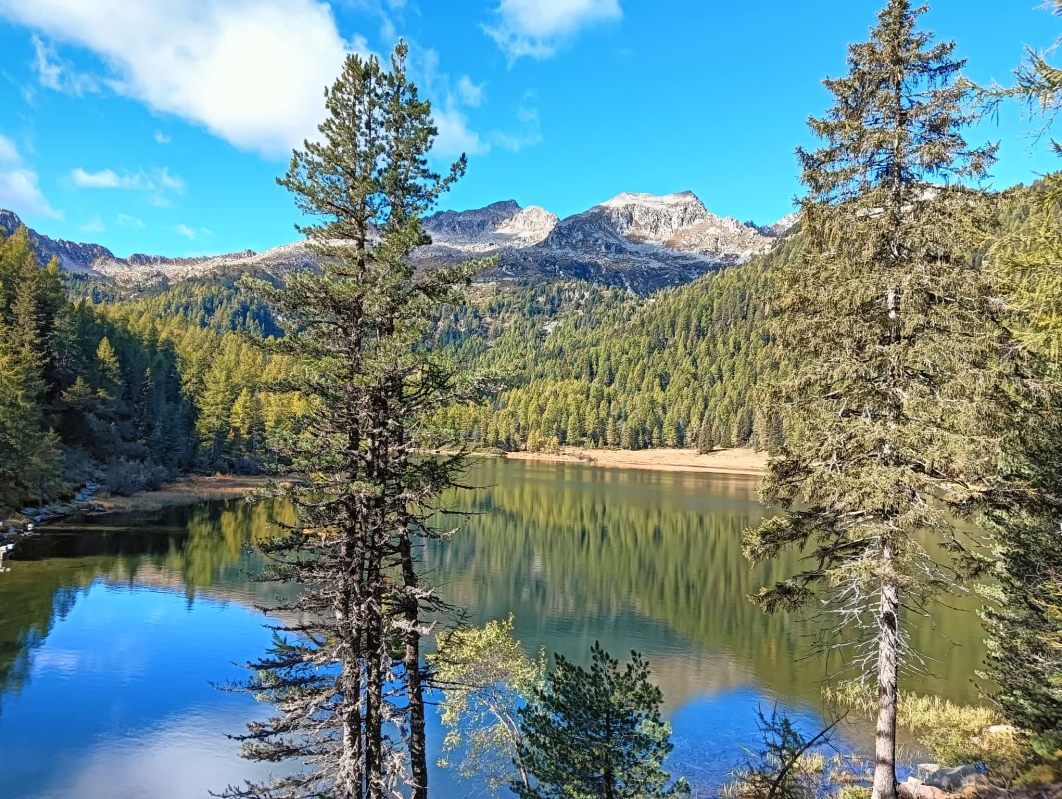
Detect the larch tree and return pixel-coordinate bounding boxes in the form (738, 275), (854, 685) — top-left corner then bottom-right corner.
(430, 614), (547, 796)
(220, 41), (484, 799)
(980, 0), (1062, 761)
(741, 3), (1031, 799)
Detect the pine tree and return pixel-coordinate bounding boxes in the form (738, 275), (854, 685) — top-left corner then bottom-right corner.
(741, 4), (1023, 799)
(696, 421), (714, 455)
(0, 268), (62, 511)
(514, 643), (689, 799)
(222, 41), (482, 799)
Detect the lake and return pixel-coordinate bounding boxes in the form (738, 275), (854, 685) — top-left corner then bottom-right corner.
(0, 459), (989, 798)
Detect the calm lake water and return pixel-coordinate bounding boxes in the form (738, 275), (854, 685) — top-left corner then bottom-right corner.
(0, 459), (988, 798)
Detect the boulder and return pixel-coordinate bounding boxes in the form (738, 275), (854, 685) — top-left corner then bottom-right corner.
(924, 765), (984, 792)
(900, 777), (947, 799)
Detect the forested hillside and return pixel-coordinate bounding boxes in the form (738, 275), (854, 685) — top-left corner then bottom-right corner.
(0, 178), (1050, 516)
(0, 227), (304, 514)
(435, 234), (804, 452)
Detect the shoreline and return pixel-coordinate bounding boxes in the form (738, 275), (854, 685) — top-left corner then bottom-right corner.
(7, 448), (765, 543)
(499, 446), (767, 476)
(89, 474), (281, 516)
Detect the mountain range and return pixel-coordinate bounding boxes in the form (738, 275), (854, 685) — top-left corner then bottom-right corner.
(0, 191), (795, 294)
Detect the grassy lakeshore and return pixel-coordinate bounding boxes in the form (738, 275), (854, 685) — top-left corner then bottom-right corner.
(500, 447), (767, 476)
(94, 474), (281, 515)
(85, 448), (767, 521)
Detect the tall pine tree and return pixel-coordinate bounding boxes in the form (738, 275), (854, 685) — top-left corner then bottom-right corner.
(0, 248), (63, 512)
(222, 41), (483, 799)
(742, 4), (1026, 798)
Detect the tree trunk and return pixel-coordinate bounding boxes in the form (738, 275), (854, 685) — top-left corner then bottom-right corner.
(364, 589), (384, 799)
(337, 537), (364, 799)
(399, 535), (428, 799)
(873, 558), (900, 799)
(339, 640), (364, 799)
(363, 506), (384, 799)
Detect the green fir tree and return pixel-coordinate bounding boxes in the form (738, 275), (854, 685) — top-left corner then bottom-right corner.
(515, 643), (689, 799)
(741, 4), (1031, 799)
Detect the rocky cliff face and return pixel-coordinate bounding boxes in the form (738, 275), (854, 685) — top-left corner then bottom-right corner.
(0, 192), (796, 295)
(416, 191), (791, 293)
(0, 209), (116, 272)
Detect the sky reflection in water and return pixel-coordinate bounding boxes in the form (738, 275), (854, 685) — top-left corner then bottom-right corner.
(0, 460), (985, 797)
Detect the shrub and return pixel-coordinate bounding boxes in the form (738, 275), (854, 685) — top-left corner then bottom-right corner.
(100, 457), (172, 496)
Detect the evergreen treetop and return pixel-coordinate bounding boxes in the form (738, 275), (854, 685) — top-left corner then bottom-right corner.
(742, 2), (1036, 798)
(515, 643), (689, 799)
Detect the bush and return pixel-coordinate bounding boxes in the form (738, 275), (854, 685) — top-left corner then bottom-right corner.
(100, 457), (172, 496)
(726, 709), (841, 799)
(62, 447), (101, 487)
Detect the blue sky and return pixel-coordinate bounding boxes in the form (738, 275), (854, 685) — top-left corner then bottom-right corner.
(0, 0), (1057, 257)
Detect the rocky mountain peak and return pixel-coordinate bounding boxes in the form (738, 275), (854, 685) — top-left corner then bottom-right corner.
(0, 208), (116, 271)
(496, 205), (558, 240)
(423, 200), (522, 240)
(2, 187), (790, 295)
(597, 191), (711, 243)
(758, 212), (799, 237)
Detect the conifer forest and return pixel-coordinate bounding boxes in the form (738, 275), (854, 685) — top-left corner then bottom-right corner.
(0, 2), (1061, 799)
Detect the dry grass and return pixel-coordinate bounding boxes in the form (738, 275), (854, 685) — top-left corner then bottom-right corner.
(502, 446), (768, 475)
(96, 474), (286, 514)
(824, 683), (1029, 779)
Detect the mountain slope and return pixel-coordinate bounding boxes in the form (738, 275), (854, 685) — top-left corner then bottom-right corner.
(0, 193), (795, 295)
(431, 232), (807, 452)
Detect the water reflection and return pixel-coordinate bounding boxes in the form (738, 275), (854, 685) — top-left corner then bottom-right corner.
(432, 459), (987, 708)
(0, 459), (990, 798)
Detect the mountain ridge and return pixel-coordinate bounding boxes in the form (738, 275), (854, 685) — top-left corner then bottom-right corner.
(0, 193), (796, 294)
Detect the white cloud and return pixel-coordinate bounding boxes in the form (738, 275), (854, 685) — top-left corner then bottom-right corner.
(115, 213), (144, 227)
(156, 167), (184, 192)
(0, 167), (61, 218)
(0, 0), (372, 158)
(413, 48), (488, 158)
(456, 75), (484, 107)
(0, 133), (17, 163)
(79, 215), (104, 232)
(493, 104), (543, 152)
(174, 223), (196, 239)
(69, 166), (185, 194)
(154, 130), (171, 144)
(0, 133), (61, 218)
(32, 34), (99, 95)
(483, 0), (622, 60)
(71, 168), (133, 189)
(433, 106), (488, 157)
